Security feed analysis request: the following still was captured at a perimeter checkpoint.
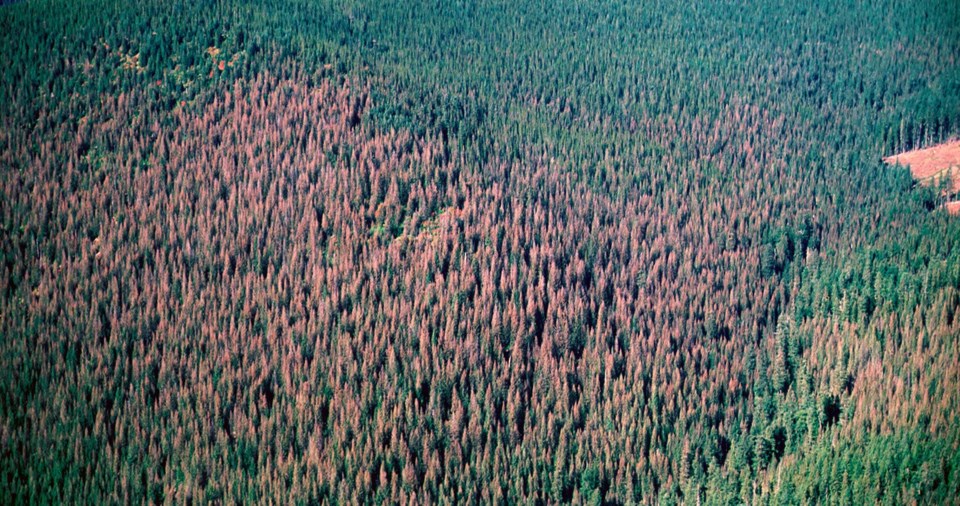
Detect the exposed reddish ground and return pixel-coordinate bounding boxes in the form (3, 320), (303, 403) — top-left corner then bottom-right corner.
(884, 139), (960, 180)
(884, 141), (960, 212)
(883, 140), (960, 193)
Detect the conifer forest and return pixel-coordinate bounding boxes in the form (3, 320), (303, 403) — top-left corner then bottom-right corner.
(2, 0), (960, 503)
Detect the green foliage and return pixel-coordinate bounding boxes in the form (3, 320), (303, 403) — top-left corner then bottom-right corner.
(1, 0), (959, 503)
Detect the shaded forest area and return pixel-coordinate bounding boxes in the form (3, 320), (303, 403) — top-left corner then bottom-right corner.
(1, 0), (959, 503)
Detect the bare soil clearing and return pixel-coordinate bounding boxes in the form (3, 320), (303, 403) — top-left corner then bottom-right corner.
(884, 140), (960, 209)
(884, 139), (960, 180)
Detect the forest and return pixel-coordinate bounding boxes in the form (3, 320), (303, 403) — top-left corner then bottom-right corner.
(1, 0), (959, 503)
